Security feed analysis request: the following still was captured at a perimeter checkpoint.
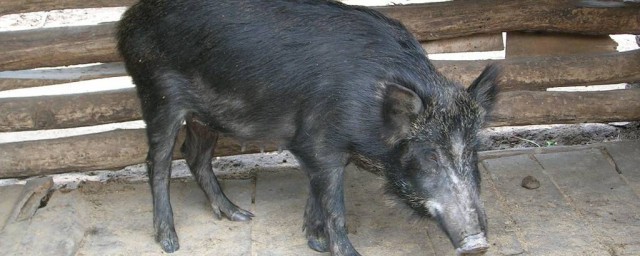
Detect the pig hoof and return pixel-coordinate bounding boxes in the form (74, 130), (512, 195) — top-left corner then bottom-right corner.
(307, 236), (329, 252)
(228, 209), (255, 222)
(212, 204), (254, 222)
(156, 230), (180, 253)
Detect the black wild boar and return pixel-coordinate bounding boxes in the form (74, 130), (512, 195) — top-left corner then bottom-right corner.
(117, 0), (499, 255)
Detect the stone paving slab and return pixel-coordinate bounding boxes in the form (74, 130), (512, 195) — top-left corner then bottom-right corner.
(0, 184), (23, 229)
(0, 140), (638, 255)
(482, 154), (604, 255)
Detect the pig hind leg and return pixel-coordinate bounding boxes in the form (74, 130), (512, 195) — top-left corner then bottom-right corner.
(180, 117), (254, 221)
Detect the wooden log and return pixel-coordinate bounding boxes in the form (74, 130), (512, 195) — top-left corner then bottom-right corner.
(0, 128), (279, 178)
(0, 0), (136, 16)
(0, 62), (125, 91)
(0, 88), (140, 132)
(377, 0), (640, 41)
(2, 0), (639, 40)
(435, 49), (640, 90)
(422, 33), (503, 54)
(2, 89), (640, 178)
(3, 0), (640, 71)
(3, 49), (639, 93)
(0, 22), (120, 71)
(488, 89), (640, 126)
(1, 50), (639, 133)
(506, 32), (618, 58)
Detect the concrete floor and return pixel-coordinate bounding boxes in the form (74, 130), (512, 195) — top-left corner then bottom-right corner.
(1, 140), (639, 256)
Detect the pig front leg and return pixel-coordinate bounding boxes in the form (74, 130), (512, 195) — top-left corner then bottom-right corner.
(295, 152), (361, 256)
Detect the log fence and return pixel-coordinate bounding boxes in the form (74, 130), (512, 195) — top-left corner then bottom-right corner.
(1, 0), (639, 178)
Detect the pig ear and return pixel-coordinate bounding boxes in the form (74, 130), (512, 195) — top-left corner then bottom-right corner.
(467, 63), (500, 115)
(382, 83), (424, 142)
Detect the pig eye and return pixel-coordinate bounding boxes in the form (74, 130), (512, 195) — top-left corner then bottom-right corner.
(429, 154), (438, 162)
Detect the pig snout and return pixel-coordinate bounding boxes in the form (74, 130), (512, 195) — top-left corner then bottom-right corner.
(456, 232), (489, 255)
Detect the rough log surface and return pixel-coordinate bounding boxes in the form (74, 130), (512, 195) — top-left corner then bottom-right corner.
(2, 49), (639, 133)
(0, 23), (120, 71)
(377, 0), (640, 40)
(1, 0), (638, 39)
(488, 89), (640, 126)
(2, 89), (639, 178)
(0, 0), (136, 16)
(435, 49), (640, 90)
(2, 0), (640, 70)
(0, 88), (140, 132)
(3, 49), (639, 93)
(0, 62), (125, 91)
(0, 129), (279, 178)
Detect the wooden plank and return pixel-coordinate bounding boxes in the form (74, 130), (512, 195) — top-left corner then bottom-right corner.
(3, 48), (639, 93)
(506, 32), (618, 58)
(487, 89), (640, 127)
(0, 63), (125, 91)
(481, 154), (608, 255)
(534, 149), (640, 255)
(0, 88), (141, 132)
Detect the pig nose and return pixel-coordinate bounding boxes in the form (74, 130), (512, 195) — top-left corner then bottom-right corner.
(455, 232), (489, 256)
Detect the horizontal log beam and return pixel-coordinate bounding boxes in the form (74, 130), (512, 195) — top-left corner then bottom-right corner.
(488, 89), (640, 126)
(0, 88), (140, 132)
(0, 22), (120, 71)
(0, 62), (126, 91)
(1, 89), (639, 178)
(3, 49), (639, 93)
(2, 49), (640, 132)
(3, 0), (640, 70)
(377, 0), (640, 41)
(435, 49), (640, 90)
(0, 128), (279, 178)
(0, 0), (136, 16)
(422, 33), (503, 54)
(2, 0), (639, 40)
